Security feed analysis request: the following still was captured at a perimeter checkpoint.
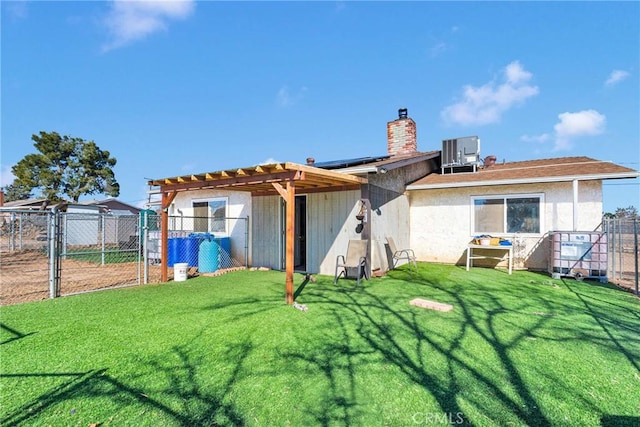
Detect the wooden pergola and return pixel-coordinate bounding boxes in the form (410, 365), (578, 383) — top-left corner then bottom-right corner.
(147, 162), (368, 304)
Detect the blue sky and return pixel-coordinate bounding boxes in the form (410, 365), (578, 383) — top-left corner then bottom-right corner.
(2, 1), (638, 213)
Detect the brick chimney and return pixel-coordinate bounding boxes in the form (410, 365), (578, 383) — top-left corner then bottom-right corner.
(387, 108), (417, 156)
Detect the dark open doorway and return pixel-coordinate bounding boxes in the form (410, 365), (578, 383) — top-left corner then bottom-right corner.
(281, 195), (307, 272)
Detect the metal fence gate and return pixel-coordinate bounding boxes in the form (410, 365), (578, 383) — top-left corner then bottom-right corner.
(602, 217), (639, 295)
(1, 209), (249, 306)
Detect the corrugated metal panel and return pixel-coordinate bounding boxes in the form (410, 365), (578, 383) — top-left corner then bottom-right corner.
(309, 190), (360, 275)
(251, 184), (413, 276)
(251, 196), (282, 270)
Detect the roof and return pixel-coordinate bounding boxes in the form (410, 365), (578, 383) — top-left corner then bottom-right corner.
(324, 151), (440, 175)
(0, 198), (49, 209)
(80, 198), (142, 214)
(147, 162), (368, 196)
(407, 156), (640, 190)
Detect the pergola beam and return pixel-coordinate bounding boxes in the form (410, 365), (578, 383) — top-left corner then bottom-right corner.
(151, 162), (368, 305)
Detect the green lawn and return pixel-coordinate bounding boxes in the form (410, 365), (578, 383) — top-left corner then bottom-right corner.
(66, 248), (139, 264)
(1, 264), (639, 426)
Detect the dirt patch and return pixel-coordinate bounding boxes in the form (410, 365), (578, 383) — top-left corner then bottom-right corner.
(0, 250), (245, 306)
(0, 250), (165, 306)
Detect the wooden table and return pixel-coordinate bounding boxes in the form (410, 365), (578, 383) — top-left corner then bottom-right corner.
(466, 244), (513, 274)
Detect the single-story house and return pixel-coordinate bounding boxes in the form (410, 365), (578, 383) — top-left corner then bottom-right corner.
(147, 109), (639, 303)
(406, 156), (639, 271)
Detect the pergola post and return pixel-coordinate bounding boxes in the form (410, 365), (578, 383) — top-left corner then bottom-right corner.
(271, 180), (296, 304)
(285, 181), (295, 304)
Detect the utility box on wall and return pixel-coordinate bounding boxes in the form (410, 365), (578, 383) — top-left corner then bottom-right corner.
(549, 231), (608, 283)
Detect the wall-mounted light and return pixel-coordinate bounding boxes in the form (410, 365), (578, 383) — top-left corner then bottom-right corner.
(355, 199), (369, 234)
(377, 167), (388, 174)
(355, 200), (367, 222)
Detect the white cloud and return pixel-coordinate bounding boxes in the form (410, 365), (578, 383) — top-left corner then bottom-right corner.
(440, 61), (539, 126)
(276, 85), (307, 107)
(5, 0), (28, 20)
(604, 69), (630, 87)
(520, 133), (550, 144)
(0, 165), (15, 188)
(259, 158), (279, 165)
(102, 0), (195, 52)
(552, 109), (606, 151)
(429, 42), (447, 58)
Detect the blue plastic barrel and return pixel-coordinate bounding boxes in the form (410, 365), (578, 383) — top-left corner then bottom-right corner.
(184, 237), (200, 267)
(216, 237), (232, 268)
(198, 238), (220, 273)
(168, 237), (184, 267)
(169, 236), (200, 267)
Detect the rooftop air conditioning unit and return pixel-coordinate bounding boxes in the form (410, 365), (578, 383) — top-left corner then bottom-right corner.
(441, 136), (480, 173)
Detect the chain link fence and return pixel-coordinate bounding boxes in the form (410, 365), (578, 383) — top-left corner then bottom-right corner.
(1, 209), (249, 305)
(602, 217), (639, 295)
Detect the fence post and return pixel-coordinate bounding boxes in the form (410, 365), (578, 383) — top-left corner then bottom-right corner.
(101, 214), (106, 266)
(634, 218), (638, 296)
(48, 209), (62, 298)
(245, 216), (250, 268)
(10, 211), (15, 251)
(610, 219), (616, 281)
(143, 210), (149, 284)
(18, 212), (23, 250)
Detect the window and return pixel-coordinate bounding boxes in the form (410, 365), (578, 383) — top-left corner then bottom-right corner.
(192, 198), (227, 234)
(472, 195), (541, 234)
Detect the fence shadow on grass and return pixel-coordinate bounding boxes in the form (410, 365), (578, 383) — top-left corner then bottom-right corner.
(0, 323), (36, 345)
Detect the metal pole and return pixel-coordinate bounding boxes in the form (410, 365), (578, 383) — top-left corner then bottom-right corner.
(101, 214), (106, 265)
(18, 213), (23, 250)
(634, 218), (638, 296)
(62, 213), (68, 259)
(49, 211), (55, 298)
(245, 216), (249, 268)
(611, 219), (617, 281)
(10, 212), (15, 251)
(618, 220), (623, 281)
(143, 211), (148, 285)
(48, 208), (61, 299)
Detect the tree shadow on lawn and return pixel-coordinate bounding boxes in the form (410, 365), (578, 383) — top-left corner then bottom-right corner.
(561, 279), (640, 373)
(1, 341), (249, 426)
(292, 266), (639, 426)
(337, 288), (548, 424)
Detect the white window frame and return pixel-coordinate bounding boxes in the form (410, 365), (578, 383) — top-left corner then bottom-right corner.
(471, 193), (544, 236)
(192, 197), (228, 236)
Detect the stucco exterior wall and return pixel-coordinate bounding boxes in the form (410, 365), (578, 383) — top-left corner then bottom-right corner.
(408, 180), (603, 271)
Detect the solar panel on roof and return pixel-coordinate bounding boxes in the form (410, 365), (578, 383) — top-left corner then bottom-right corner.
(313, 155), (390, 170)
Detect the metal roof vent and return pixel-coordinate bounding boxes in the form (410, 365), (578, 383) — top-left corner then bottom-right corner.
(398, 108), (408, 119)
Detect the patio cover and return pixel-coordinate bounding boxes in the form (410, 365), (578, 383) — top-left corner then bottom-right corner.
(147, 162), (368, 304)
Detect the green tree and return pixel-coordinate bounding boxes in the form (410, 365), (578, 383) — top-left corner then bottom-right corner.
(614, 205), (638, 219)
(11, 131), (120, 202)
(2, 182), (33, 202)
(604, 205), (639, 219)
